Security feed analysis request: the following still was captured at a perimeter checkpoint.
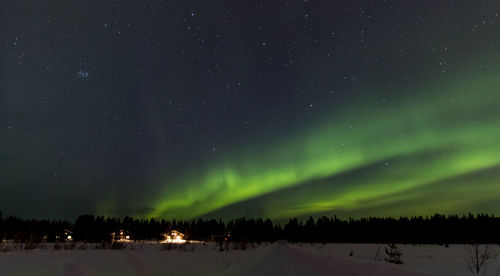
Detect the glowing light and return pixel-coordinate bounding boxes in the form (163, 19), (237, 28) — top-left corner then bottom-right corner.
(160, 236), (186, 244)
(90, 58), (500, 220)
(135, 72), (500, 219)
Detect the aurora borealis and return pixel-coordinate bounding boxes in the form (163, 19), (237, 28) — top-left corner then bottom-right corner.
(2, 1), (500, 220)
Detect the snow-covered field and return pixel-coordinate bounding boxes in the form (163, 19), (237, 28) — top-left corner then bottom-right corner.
(0, 242), (499, 275)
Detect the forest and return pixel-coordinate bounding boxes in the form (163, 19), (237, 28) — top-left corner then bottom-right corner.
(0, 212), (499, 245)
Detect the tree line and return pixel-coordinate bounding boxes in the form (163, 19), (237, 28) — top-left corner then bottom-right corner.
(0, 211), (499, 244)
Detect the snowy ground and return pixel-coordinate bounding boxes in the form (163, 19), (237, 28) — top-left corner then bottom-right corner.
(0, 242), (499, 275)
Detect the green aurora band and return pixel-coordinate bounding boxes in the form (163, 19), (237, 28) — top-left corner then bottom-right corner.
(99, 71), (500, 220)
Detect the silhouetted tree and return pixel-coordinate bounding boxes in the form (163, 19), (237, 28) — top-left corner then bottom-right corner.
(0, 213), (499, 245)
(384, 243), (403, 264)
(465, 242), (496, 274)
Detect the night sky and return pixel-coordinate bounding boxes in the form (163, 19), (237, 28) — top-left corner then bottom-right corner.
(2, 1), (500, 220)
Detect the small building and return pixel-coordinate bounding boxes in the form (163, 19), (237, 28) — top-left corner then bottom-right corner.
(54, 229), (73, 242)
(64, 229), (73, 241)
(112, 229), (132, 242)
(161, 230), (186, 243)
(224, 231), (232, 242)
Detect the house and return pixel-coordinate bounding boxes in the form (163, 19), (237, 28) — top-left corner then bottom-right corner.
(161, 230), (186, 243)
(112, 229), (132, 242)
(64, 229), (73, 241)
(54, 229), (73, 242)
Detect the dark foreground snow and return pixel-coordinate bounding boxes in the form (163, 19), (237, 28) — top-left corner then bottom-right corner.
(0, 242), (498, 275)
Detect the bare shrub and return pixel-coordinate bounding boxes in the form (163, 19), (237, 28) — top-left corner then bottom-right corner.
(215, 237), (227, 251)
(384, 243), (403, 264)
(374, 246), (381, 261)
(159, 241), (194, 252)
(180, 241), (194, 252)
(53, 242), (62, 250)
(77, 242), (88, 250)
(160, 242), (174, 251)
(0, 243), (13, 252)
(232, 241), (248, 250)
(110, 242), (127, 250)
(23, 240), (39, 251)
(99, 240), (111, 249)
(464, 243), (496, 274)
(64, 242), (76, 250)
